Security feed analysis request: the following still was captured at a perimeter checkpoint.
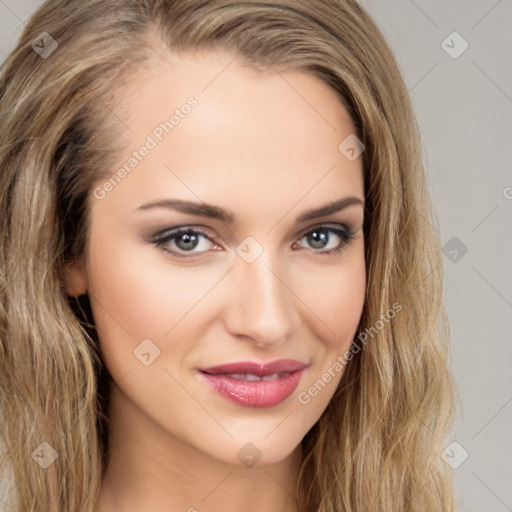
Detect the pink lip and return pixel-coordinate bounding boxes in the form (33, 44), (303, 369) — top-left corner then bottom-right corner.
(198, 359), (308, 408)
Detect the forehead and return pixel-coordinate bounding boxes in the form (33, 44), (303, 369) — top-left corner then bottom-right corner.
(97, 50), (364, 219)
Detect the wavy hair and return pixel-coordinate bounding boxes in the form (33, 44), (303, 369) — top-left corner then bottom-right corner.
(0, 1), (459, 510)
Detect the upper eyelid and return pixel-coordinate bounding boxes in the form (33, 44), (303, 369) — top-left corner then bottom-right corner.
(153, 226), (216, 243)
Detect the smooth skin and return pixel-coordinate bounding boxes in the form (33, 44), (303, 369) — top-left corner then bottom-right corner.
(66, 50), (366, 512)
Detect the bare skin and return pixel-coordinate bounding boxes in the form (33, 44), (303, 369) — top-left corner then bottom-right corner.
(66, 49), (366, 512)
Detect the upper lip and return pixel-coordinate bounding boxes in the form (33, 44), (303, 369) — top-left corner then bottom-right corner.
(199, 359), (307, 377)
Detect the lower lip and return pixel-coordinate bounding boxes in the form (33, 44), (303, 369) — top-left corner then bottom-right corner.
(199, 369), (306, 408)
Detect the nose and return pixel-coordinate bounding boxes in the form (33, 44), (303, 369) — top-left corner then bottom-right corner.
(222, 253), (300, 349)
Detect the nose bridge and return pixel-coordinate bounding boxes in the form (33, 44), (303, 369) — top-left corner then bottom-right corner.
(225, 250), (298, 346)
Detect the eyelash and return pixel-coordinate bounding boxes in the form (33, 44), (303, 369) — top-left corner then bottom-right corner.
(151, 224), (356, 260)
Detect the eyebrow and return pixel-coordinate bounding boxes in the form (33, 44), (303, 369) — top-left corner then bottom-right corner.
(134, 196), (364, 223)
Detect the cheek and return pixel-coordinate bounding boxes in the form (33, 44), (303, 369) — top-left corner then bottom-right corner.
(86, 234), (215, 339)
(299, 248), (366, 349)
(86, 245), (164, 342)
(293, 249), (366, 414)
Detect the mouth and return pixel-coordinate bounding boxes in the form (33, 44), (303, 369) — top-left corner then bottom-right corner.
(200, 359), (307, 376)
(198, 359), (308, 408)
(204, 371), (292, 382)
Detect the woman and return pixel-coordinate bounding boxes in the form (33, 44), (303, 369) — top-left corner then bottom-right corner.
(0, 1), (459, 511)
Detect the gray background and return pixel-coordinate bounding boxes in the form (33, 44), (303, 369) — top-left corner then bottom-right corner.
(1, 1), (511, 511)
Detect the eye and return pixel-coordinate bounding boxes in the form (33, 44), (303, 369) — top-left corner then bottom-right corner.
(293, 225), (355, 256)
(152, 228), (218, 259)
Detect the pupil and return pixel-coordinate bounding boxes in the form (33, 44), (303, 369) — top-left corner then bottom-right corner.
(308, 229), (328, 249)
(176, 232), (198, 250)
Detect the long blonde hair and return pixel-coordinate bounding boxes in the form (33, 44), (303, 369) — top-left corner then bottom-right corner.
(0, 1), (459, 510)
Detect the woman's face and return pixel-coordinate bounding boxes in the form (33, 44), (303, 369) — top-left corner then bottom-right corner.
(66, 50), (366, 467)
